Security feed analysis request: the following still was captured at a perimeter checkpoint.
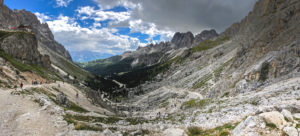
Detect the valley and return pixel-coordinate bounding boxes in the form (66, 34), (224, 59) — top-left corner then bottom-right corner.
(0, 0), (300, 135)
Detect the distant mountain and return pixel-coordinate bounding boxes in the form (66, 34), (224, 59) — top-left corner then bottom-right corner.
(79, 29), (219, 78)
(71, 51), (115, 62)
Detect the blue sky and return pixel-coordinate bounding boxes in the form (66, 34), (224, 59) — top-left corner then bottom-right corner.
(5, 0), (169, 62)
(4, 0), (257, 62)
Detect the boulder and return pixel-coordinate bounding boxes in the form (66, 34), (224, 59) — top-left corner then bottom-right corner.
(163, 128), (187, 136)
(283, 127), (298, 136)
(293, 113), (300, 120)
(232, 116), (266, 136)
(56, 92), (69, 106)
(281, 109), (294, 122)
(259, 111), (287, 129)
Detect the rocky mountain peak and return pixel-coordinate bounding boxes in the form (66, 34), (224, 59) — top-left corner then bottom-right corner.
(194, 29), (219, 45)
(0, 4), (72, 61)
(171, 31), (194, 49)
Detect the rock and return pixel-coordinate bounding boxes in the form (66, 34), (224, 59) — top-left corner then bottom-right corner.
(171, 31), (194, 48)
(293, 113), (300, 120)
(232, 116), (266, 136)
(259, 111), (287, 129)
(283, 127), (298, 136)
(56, 92), (68, 106)
(162, 128), (187, 136)
(0, 32), (51, 68)
(101, 129), (113, 136)
(0, 4), (72, 60)
(282, 109), (294, 122)
(193, 29), (219, 45)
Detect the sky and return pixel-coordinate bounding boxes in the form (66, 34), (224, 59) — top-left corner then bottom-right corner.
(5, 0), (257, 62)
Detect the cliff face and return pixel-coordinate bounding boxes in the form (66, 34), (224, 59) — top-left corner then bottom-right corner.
(0, 4), (72, 61)
(0, 31), (51, 68)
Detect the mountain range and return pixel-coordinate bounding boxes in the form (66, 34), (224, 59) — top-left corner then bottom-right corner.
(0, 0), (300, 135)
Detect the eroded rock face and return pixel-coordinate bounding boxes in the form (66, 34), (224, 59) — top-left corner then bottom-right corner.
(193, 29), (219, 45)
(0, 32), (51, 68)
(171, 32), (194, 49)
(0, 4), (72, 60)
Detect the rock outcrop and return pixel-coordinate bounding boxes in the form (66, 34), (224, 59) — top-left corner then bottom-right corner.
(171, 31), (194, 49)
(193, 29), (219, 45)
(0, 4), (72, 60)
(0, 31), (51, 68)
(259, 111), (287, 129)
(56, 92), (69, 106)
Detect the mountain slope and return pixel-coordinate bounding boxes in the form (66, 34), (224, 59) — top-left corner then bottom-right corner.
(76, 0), (300, 135)
(0, 0), (300, 135)
(79, 30), (218, 79)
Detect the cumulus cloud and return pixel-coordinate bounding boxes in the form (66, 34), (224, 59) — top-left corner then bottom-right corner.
(35, 12), (51, 23)
(46, 15), (143, 55)
(93, 0), (257, 33)
(77, 6), (131, 23)
(128, 19), (173, 41)
(56, 0), (73, 7)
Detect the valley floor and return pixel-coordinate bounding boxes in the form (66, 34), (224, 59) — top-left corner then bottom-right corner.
(0, 77), (300, 136)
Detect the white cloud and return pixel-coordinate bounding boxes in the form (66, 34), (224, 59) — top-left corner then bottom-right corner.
(93, 0), (257, 33)
(35, 12), (51, 23)
(56, 0), (73, 7)
(128, 19), (174, 42)
(46, 15), (143, 55)
(76, 6), (174, 42)
(77, 6), (130, 23)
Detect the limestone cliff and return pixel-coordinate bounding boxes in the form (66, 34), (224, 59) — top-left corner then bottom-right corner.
(0, 4), (72, 61)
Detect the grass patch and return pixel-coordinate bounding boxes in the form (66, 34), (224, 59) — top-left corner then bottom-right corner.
(74, 123), (102, 131)
(249, 98), (259, 106)
(187, 123), (237, 136)
(0, 50), (60, 80)
(192, 73), (213, 89)
(63, 114), (102, 131)
(68, 101), (89, 113)
(191, 36), (230, 53)
(31, 88), (88, 113)
(221, 92), (230, 98)
(64, 114), (121, 124)
(125, 117), (149, 125)
(296, 124), (300, 129)
(181, 99), (211, 109)
(214, 58), (233, 80)
(159, 100), (169, 108)
(259, 62), (270, 82)
(266, 123), (277, 129)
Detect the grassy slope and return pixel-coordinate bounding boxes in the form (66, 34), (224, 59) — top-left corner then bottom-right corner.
(0, 31), (61, 80)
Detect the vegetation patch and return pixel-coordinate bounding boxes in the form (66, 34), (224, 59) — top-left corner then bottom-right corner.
(31, 88), (88, 113)
(64, 114), (121, 124)
(192, 73), (213, 89)
(181, 99), (211, 109)
(259, 62), (270, 82)
(214, 58), (233, 80)
(63, 114), (102, 131)
(0, 50), (60, 80)
(187, 123), (237, 136)
(266, 123), (277, 129)
(191, 36), (230, 53)
(159, 100), (169, 108)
